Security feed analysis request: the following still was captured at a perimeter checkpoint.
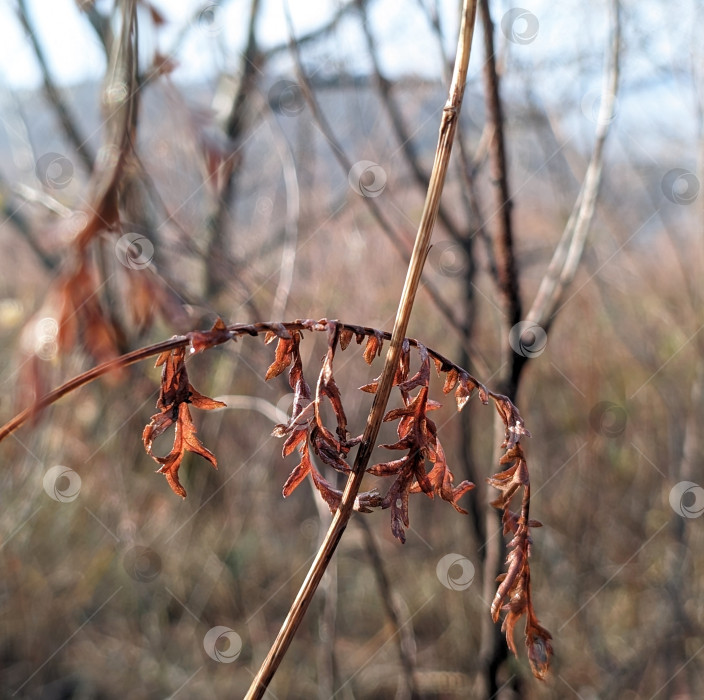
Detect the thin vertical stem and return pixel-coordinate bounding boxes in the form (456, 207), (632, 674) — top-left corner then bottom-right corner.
(244, 1), (479, 696)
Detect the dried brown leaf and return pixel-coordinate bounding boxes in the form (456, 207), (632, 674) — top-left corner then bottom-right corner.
(282, 443), (313, 498)
(188, 318), (232, 354)
(442, 368), (459, 394)
(265, 336), (296, 380)
(362, 333), (383, 365)
(142, 348), (223, 497)
(339, 328), (354, 350)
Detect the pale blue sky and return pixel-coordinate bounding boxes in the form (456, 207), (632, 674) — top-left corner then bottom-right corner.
(0, 0), (459, 88)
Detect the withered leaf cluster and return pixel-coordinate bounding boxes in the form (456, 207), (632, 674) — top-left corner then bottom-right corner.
(488, 399), (553, 679)
(17, 2), (181, 408)
(142, 345), (225, 497)
(361, 341), (476, 543)
(270, 322), (382, 513)
(137, 318), (551, 678)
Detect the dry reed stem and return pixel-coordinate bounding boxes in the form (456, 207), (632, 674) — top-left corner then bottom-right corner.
(244, 2), (478, 695)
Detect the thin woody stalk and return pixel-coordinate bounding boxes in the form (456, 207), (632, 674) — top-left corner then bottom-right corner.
(244, 1), (478, 696)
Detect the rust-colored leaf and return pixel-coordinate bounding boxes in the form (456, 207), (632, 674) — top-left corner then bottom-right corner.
(188, 317), (232, 354)
(442, 368), (459, 394)
(265, 335), (297, 380)
(363, 333), (383, 365)
(398, 343), (430, 393)
(282, 442), (313, 497)
(339, 328), (354, 350)
(526, 620), (553, 681)
(142, 347), (224, 497)
(412, 438), (474, 513)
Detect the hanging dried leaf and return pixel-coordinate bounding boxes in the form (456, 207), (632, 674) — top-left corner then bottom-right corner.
(142, 347), (225, 497)
(486, 392), (551, 681)
(265, 334), (299, 380)
(339, 328), (354, 350)
(412, 437), (474, 512)
(282, 441), (313, 497)
(362, 333), (383, 365)
(188, 318), (232, 354)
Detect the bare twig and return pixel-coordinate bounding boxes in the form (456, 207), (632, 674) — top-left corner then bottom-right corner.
(478, 0), (522, 365)
(357, 2), (464, 245)
(15, 0), (95, 173)
(0, 317), (506, 446)
(12, 183), (72, 218)
(476, 1), (523, 693)
(527, 0), (621, 330)
(0, 175), (58, 271)
(357, 517), (418, 699)
(78, 1), (113, 55)
(416, 0), (498, 281)
(267, 120), (301, 320)
(206, 0), (263, 299)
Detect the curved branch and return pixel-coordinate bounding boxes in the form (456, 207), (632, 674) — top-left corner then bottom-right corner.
(267, 120), (301, 319)
(0, 318), (503, 445)
(527, 0), (621, 330)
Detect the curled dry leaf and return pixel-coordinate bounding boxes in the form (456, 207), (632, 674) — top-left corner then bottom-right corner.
(270, 329), (380, 509)
(486, 397), (552, 681)
(142, 347), (225, 497)
(187, 317), (232, 354)
(362, 332), (383, 365)
(369, 360), (473, 542)
(265, 333), (299, 380)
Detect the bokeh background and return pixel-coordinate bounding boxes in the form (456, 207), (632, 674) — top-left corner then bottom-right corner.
(1, 0), (703, 698)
